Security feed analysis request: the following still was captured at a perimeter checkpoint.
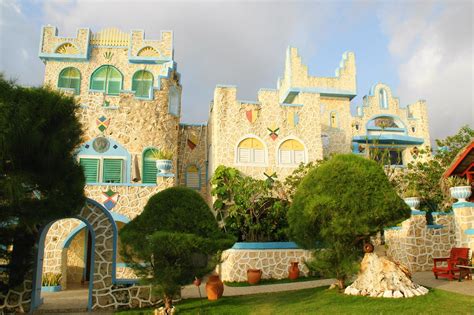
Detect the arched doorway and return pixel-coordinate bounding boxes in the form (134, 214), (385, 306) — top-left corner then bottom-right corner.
(31, 199), (117, 312)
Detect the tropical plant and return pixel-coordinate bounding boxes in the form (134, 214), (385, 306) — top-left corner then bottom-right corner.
(211, 166), (289, 242)
(444, 176), (470, 187)
(119, 187), (234, 313)
(149, 149), (173, 160)
(287, 154), (410, 290)
(0, 75), (85, 291)
(42, 273), (62, 286)
(392, 125), (474, 211)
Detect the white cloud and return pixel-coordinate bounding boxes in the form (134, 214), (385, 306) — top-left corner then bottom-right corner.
(379, 1), (473, 142)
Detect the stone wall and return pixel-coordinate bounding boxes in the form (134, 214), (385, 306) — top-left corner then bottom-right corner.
(385, 202), (474, 272)
(0, 280), (32, 313)
(385, 212), (455, 272)
(217, 249), (313, 282)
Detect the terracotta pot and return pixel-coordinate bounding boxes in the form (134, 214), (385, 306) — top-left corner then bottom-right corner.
(247, 269), (262, 284)
(288, 262), (299, 280)
(205, 275), (224, 300)
(363, 243), (374, 253)
(193, 277), (201, 286)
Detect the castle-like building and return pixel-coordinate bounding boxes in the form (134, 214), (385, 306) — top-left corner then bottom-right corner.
(11, 26), (433, 311)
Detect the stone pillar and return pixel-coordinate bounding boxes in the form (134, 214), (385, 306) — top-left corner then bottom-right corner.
(453, 202), (474, 257)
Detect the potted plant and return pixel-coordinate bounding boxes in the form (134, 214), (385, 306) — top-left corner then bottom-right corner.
(150, 149), (173, 175)
(41, 272), (62, 292)
(402, 186), (421, 210)
(446, 176), (471, 202)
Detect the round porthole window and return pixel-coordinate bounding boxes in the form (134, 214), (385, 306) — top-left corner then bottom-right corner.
(93, 137), (110, 153)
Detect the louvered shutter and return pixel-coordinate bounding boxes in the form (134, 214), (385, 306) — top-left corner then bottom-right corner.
(142, 159), (157, 184)
(294, 150), (305, 164)
(238, 148), (251, 163)
(186, 167), (200, 189)
(253, 149), (265, 164)
(103, 159), (123, 183)
(80, 158), (99, 183)
(280, 150), (292, 164)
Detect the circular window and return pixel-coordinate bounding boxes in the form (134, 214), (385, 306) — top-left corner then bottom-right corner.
(92, 137), (110, 153)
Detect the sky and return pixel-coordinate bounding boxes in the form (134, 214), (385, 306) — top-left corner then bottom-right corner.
(0, 0), (472, 142)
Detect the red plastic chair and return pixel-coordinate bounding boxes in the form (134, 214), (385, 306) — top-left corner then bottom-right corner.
(433, 248), (470, 280)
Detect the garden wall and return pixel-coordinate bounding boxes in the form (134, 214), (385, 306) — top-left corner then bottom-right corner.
(217, 243), (313, 282)
(385, 202), (474, 272)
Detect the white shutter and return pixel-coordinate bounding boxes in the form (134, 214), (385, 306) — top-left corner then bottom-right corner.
(238, 148), (251, 163)
(186, 172), (200, 188)
(253, 149), (265, 164)
(294, 150), (305, 164)
(280, 150), (292, 164)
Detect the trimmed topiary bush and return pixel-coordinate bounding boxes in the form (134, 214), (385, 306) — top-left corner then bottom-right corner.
(288, 154), (410, 289)
(119, 187), (234, 312)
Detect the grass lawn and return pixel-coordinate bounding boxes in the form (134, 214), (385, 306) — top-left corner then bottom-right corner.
(117, 286), (474, 315)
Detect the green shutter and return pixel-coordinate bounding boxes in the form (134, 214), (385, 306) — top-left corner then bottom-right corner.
(58, 68), (80, 95)
(142, 159), (157, 184)
(103, 159), (123, 183)
(80, 158), (99, 183)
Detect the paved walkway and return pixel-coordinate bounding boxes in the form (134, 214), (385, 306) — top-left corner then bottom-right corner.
(412, 271), (474, 296)
(181, 277), (335, 299)
(35, 287), (89, 314)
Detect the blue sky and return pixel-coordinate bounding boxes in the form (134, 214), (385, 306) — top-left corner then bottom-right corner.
(1, 0), (472, 142)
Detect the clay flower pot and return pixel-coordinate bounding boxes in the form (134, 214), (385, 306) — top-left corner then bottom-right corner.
(288, 262), (299, 280)
(193, 277), (202, 286)
(247, 269), (262, 285)
(205, 275), (224, 300)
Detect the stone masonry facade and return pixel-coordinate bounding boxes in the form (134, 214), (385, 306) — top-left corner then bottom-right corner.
(4, 25), (434, 313)
(385, 202), (474, 272)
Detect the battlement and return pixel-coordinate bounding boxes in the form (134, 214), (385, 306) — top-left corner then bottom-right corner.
(278, 47), (357, 103)
(39, 26), (173, 64)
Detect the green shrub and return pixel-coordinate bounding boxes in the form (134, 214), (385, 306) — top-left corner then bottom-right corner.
(119, 187), (234, 312)
(288, 154), (410, 289)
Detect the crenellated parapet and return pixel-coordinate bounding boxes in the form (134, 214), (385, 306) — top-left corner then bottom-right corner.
(39, 26), (91, 61)
(278, 47), (357, 104)
(39, 26), (173, 64)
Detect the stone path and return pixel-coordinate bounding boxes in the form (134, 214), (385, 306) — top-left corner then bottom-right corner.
(181, 277), (335, 299)
(34, 287), (89, 314)
(412, 271), (474, 296)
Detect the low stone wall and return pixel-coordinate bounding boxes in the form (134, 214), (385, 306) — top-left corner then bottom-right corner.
(385, 211), (455, 272)
(217, 248), (313, 282)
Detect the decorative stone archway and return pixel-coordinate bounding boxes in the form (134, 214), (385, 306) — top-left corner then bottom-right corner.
(1, 198), (160, 313)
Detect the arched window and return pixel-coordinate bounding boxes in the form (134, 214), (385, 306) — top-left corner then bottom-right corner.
(237, 137), (265, 164)
(132, 70), (154, 98)
(58, 67), (81, 94)
(90, 65), (122, 95)
(142, 148), (158, 184)
(185, 165), (200, 189)
(379, 88), (388, 109)
(330, 112), (337, 128)
(278, 139), (305, 165)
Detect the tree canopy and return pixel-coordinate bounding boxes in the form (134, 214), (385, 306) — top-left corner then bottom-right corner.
(287, 154), (410, 288)
(0, 75), (85, 290)
(119, 187), (234, 311)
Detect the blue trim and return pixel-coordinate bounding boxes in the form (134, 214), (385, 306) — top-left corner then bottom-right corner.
(281, 87), (357, 104)
(85, 183), (157, 187)
(78, 137), (132, 183)
(427, 224), (444, 229)
(157, 173), (175, 178)
(38, 26), (91, 62)
(464, 229), (474, 235)
(384, 226), (402, 230)
(366, 127), (405, 132)
(411, 210), (425, 215)
(115, 278), (140, 285)
(109, 211), (130, 223)
(453, 202), (474, 209)
(352, 134), (424, 145)
(62, 223), (86, 248)
(41, 285), (62, 292)
(432, 211), (454, 216)
(231, 242), (299, 250)
(116, 262), (128, 268)
(280, 103), (304, 107)
(179, 123), (208, 127)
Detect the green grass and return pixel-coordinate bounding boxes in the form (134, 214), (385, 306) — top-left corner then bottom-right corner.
(116, 286), (474, 315)
(224, 275), (321, 287)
